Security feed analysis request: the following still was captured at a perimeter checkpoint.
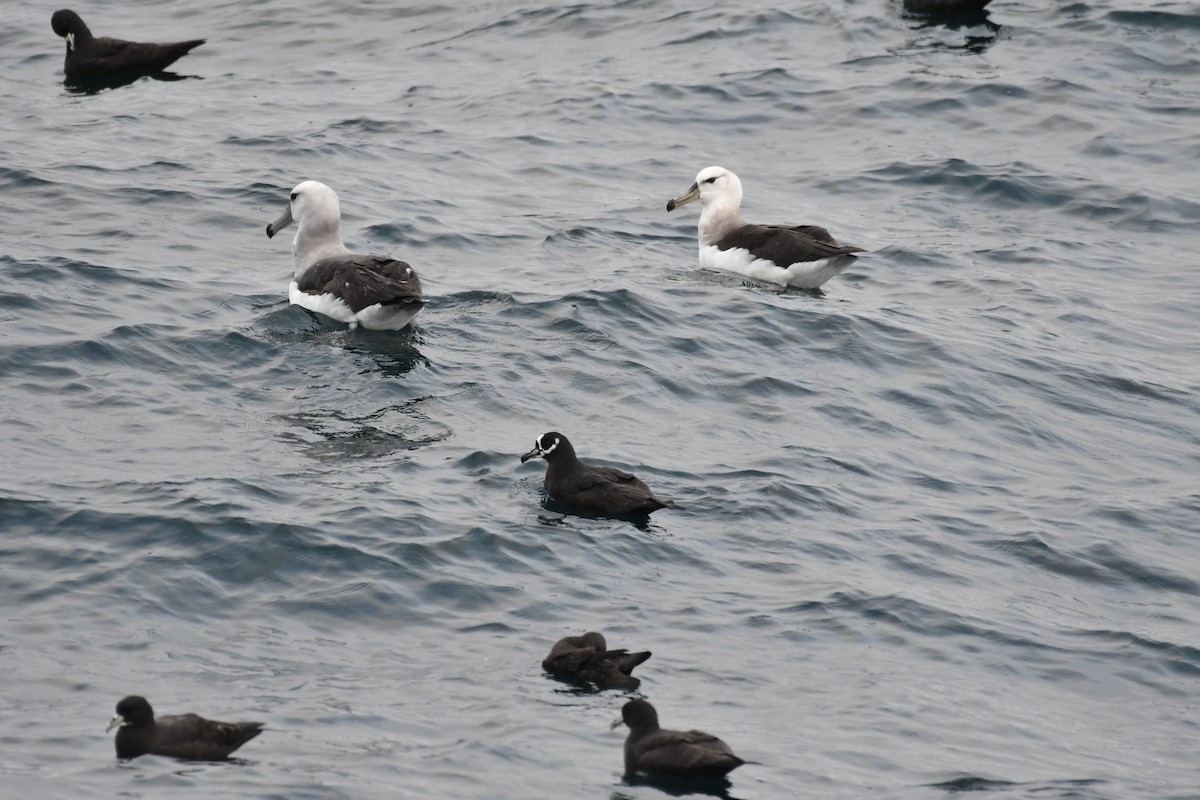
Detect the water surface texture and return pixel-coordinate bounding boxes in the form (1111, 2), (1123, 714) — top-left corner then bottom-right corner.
(2, 1), (1198, 798)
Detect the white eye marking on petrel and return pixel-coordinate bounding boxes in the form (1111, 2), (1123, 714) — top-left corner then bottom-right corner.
(539, 435), (560, 456)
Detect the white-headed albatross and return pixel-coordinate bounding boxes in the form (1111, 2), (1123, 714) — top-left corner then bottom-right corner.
(667, 166), (864, 290)
(266, 180), (424, 330)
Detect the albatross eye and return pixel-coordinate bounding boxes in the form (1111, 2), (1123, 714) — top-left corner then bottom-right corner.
(705, 177), (718, 184)
(290, 192), (298, 200)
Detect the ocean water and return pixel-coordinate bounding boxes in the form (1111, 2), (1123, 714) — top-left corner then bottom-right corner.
(2, 0), (1198, 797)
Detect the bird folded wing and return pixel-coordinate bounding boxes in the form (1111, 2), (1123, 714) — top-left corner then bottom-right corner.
(297, 257), (424, 312)
(718, 224), (864, 267)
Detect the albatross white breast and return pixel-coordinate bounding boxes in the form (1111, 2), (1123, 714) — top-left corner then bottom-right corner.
(667, 166), (865, 289)
(266, 180), (424, 330)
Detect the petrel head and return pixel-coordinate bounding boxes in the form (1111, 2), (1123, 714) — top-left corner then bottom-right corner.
(520, 431), (567, 463)
(51, 10), (91, 50)
(612, 698), (660, 731)
(107, 695), (154, 733)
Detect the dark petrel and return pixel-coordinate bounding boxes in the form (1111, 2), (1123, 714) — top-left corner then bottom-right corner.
(904, 0), (992, 15)
(51, 10), (204, 82)
(613, 699), (746, 779)
(520, 432), (681, 517)
(542, 631), (652, 691)
(106, 695), (264, 760)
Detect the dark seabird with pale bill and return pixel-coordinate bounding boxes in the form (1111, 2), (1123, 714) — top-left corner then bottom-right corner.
(266, 180), (424, 330)
(51, 10), (204, 82)
(106, 695), (264, 760)
(542, 631), (652, 690)
(667, 166), (865, 289)
(520, 432), (681, 518)
(613, 699), (746, 779)
(904, 0), (992, 15)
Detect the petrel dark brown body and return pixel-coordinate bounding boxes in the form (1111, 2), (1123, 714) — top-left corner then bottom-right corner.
(903, 0), (992, 15)
(615, 699), (745, 779)
(107, 695), (263, 761)
(51, 10), (204, 82)
(542, 632), (652, 691)
(521, 432), (681, 518)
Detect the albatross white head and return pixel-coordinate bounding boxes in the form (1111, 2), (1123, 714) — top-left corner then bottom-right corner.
(265, 180), (351, 274)
(666, 166), (744, 246)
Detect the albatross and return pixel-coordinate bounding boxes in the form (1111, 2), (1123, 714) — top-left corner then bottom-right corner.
(266, 181), (424, 330)
(667, 166), (864, 289)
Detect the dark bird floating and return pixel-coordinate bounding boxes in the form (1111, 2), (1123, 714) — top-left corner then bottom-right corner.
(542, 631), (652, 691)
(50, 10), (205, 82)
(903, 0), (992, 15)
(520, 432), (681, 518)
(613, 699), (746, 779)
(667, 166), (864, 289)
(106, 695), (264, 760)
(266, 180), (424, 331)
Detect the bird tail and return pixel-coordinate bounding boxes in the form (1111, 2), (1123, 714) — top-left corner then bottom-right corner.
(609, 649), (652, 674)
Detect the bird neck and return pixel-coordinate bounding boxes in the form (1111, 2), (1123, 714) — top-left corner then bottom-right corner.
(72, 23), (95, 48)
(551, 444), (580, 464)
(292, 219), (349, 274)
(698, 201), (742, 247)
(629, 719), (659, 738)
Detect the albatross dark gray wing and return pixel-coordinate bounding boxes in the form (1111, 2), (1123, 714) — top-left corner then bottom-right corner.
(295, 255), (424, 313)
(714, 224), (866, 268)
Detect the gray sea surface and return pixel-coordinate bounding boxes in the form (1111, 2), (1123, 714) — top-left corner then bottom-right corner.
(2, 1), (1198, 798)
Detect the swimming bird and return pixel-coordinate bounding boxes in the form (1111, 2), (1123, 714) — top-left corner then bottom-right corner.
(266, 181), (424, 330)
(542, 631), (652, 691)
(106, 695), (264, 760)
(903, 0), (992, 15)
(50, 10), (205, 82)
(667, 166), (864, 289)
(520, 432), (681, 517)
(612, 699), (746, 779)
